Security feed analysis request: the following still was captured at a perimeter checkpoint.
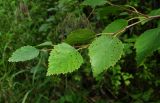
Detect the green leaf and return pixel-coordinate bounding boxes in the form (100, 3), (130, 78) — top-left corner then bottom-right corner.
(39, 24), (50, 32)
(47, 43), (83, 76)
(140, 8), (160, 25)
(37, 41), (53, 47)
(149, 8), (160, 16)
(89, 35), (123, 77)
(82, 0), (107, 7)
(96, 6), (122, 18)
(65, 28), (95, 45)
(135, 28), (160, 65)
(102, 19), (128, 34)
(9, 46), (39, 62)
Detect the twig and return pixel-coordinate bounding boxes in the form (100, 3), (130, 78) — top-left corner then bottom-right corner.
(127, 17), (147, 22)
(87, 8), (95, 19)
(76, 44), (90, 50)
(75, 14), (160, 49)
(106, 1), (149, 18)
(125, 5), (139, 13)
(96, 33), (114, 36)
(114, 15), (160, 37)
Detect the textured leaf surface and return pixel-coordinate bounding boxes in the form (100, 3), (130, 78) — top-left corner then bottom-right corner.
(89, 35), (123, 77)
(135, 28), (160, 65)
(82, 0), (107, 7)
(103, 19), (128, 34)
(65, 29), (95, 45)
(47, 43), (83, 75)
(9, 46), (39, 62)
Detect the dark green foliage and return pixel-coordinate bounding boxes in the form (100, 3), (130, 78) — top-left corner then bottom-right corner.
(82, 0), (107, 7)
(102, 19), (128, 34)
(65, 28), (95, 45)
(135, 28), (160, 65)
(1, 0), (160, 103)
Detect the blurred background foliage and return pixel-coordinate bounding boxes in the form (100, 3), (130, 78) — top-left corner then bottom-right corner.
(0, 0), (160, 103)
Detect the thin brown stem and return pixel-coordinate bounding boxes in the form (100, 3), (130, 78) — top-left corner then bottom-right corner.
(77, 44), (89, 50)
(114, 15), (160, 37)
(106, 1), (149, 18)
(87, 8), (95, 19)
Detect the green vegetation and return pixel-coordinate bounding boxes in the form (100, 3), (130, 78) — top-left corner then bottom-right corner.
(1, 0), (160, 103)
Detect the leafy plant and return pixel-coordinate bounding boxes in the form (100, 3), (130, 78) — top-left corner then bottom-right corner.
(8, 1), (160, 77)
(2, 0), (160, 102)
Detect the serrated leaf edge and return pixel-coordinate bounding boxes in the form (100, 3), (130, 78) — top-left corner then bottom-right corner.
(8, 46), (39, 62)
(46, 44), (84, 76)
(89, 37), (124, 77)
(92, 48), (123, 77)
